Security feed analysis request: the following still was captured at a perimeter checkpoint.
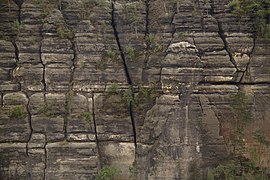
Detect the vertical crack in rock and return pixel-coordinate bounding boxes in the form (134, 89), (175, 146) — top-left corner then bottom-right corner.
(13, 0), (23, 23)
(209, 0), (215, 16)
(43, 134), (48, 180)
(110, 0), (137, 148)
(63, 97), (69, 140)
(216, 21), (238, 71)
(62, 39), (76, 140)
(192, 37), (203, 60)
(58, 9), (77, 141)
(145, 0), (150, 41)
(40, 42), (46, 91)
(11, 0), (23, 87)
(25, 93), (33, 156)
(110, 1), (132, 85)
(69, 40), (76, 89)
(209, 0), (240, 81)
(129, 101), (137, 147)
(11, 0), (22, 84)
(165, 9), (177, 52)
(1, 94), (3, 106)
(239, 35), (256, 83)
(197, 96), (204, 115)
(144, 0), (150, 66)
(11, 40), (21, 90)
(91, 94), (102, 168)
(11, 40), (19, 65)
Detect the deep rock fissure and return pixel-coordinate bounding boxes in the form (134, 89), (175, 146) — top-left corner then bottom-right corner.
(11, 40), (19, 65)
(110, 0), (132, 85)
(216, 21), (238, 71)
(143, 0), (151, 67)
(209, 0), (215, 16)
(91, 94), (102, 168)
(1, 94), (3, 106)
(11, 0), (23, 80)
(39, 30), (46, 91)
(69, 40), (76, 88)
(239, 35), (256, 83)
(43, 134), (47, 180)
(209, 0), (242, 83)
(25, 93), (33, 156)
(110, 0), (137, 148)
(13, 0), (23, 23)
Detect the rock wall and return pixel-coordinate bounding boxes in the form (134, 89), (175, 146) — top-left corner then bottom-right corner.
(0, 0), (269, 179)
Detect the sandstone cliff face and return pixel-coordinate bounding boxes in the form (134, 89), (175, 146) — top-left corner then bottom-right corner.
(0, 0), (269, 179)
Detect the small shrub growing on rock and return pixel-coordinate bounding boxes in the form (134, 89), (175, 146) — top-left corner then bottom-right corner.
(9, 105), (25, 119)
(56, 26), (74, 40)
(97, 166), (121, 180)
(107, 83), (120, 95)
(79, 112), (91, 122)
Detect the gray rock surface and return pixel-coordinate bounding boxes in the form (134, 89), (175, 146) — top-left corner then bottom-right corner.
(0, 0), (269, 179)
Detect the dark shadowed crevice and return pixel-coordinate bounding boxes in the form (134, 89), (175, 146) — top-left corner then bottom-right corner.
(209, 0), (245, 84)
(11, 38), (22, 90)
(209, 0), (214, 16)
(11, 40), (19, 65)
(110, 0), (137, 148)
(129, 101), (137, 147)
(1, 94), (3, 106)
(69, 40), (76, 88)
(216, 21), (238, 70)
(12, 0), (23, 23)
(143, 0), (150, 67)
(39, 10), (46, 91)
(91, 94), (102, 168)
(25, 93), (33, 156)
(110, 1), (132, 85)
(39, 42), (46, 91)
(63, 98), (69, 140)
(239, 35), (256, 83)
(43, 134), (47, 180)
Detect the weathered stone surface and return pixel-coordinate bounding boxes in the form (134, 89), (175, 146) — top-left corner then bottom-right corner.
(0, 143), (33, 180)
(45, 67), (72, 91)
(0, 82), (20, 91)
(100, 142), (135, 179)
(0, 105), (30, 142)
(32, 116), (64, 135)
(0, 52), (16, 67)
(94, 93), (133, 141)
(137, 94), (203, 179)
(15, 64), (44, 91)
(28, 133), (46, 149)
(0, 67), (12, 81)
(46, 142), (98, 180)
(0, 0), (270, 179)
(3, 92), (28, 106)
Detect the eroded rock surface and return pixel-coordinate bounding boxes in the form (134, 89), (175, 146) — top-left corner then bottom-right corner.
(0, 0), (269, 179)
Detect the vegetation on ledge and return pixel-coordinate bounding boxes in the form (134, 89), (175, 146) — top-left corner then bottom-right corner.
(228, 0), (270, 38)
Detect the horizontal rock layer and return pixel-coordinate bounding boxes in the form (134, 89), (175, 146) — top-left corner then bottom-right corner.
(0, 0), (269, 179)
